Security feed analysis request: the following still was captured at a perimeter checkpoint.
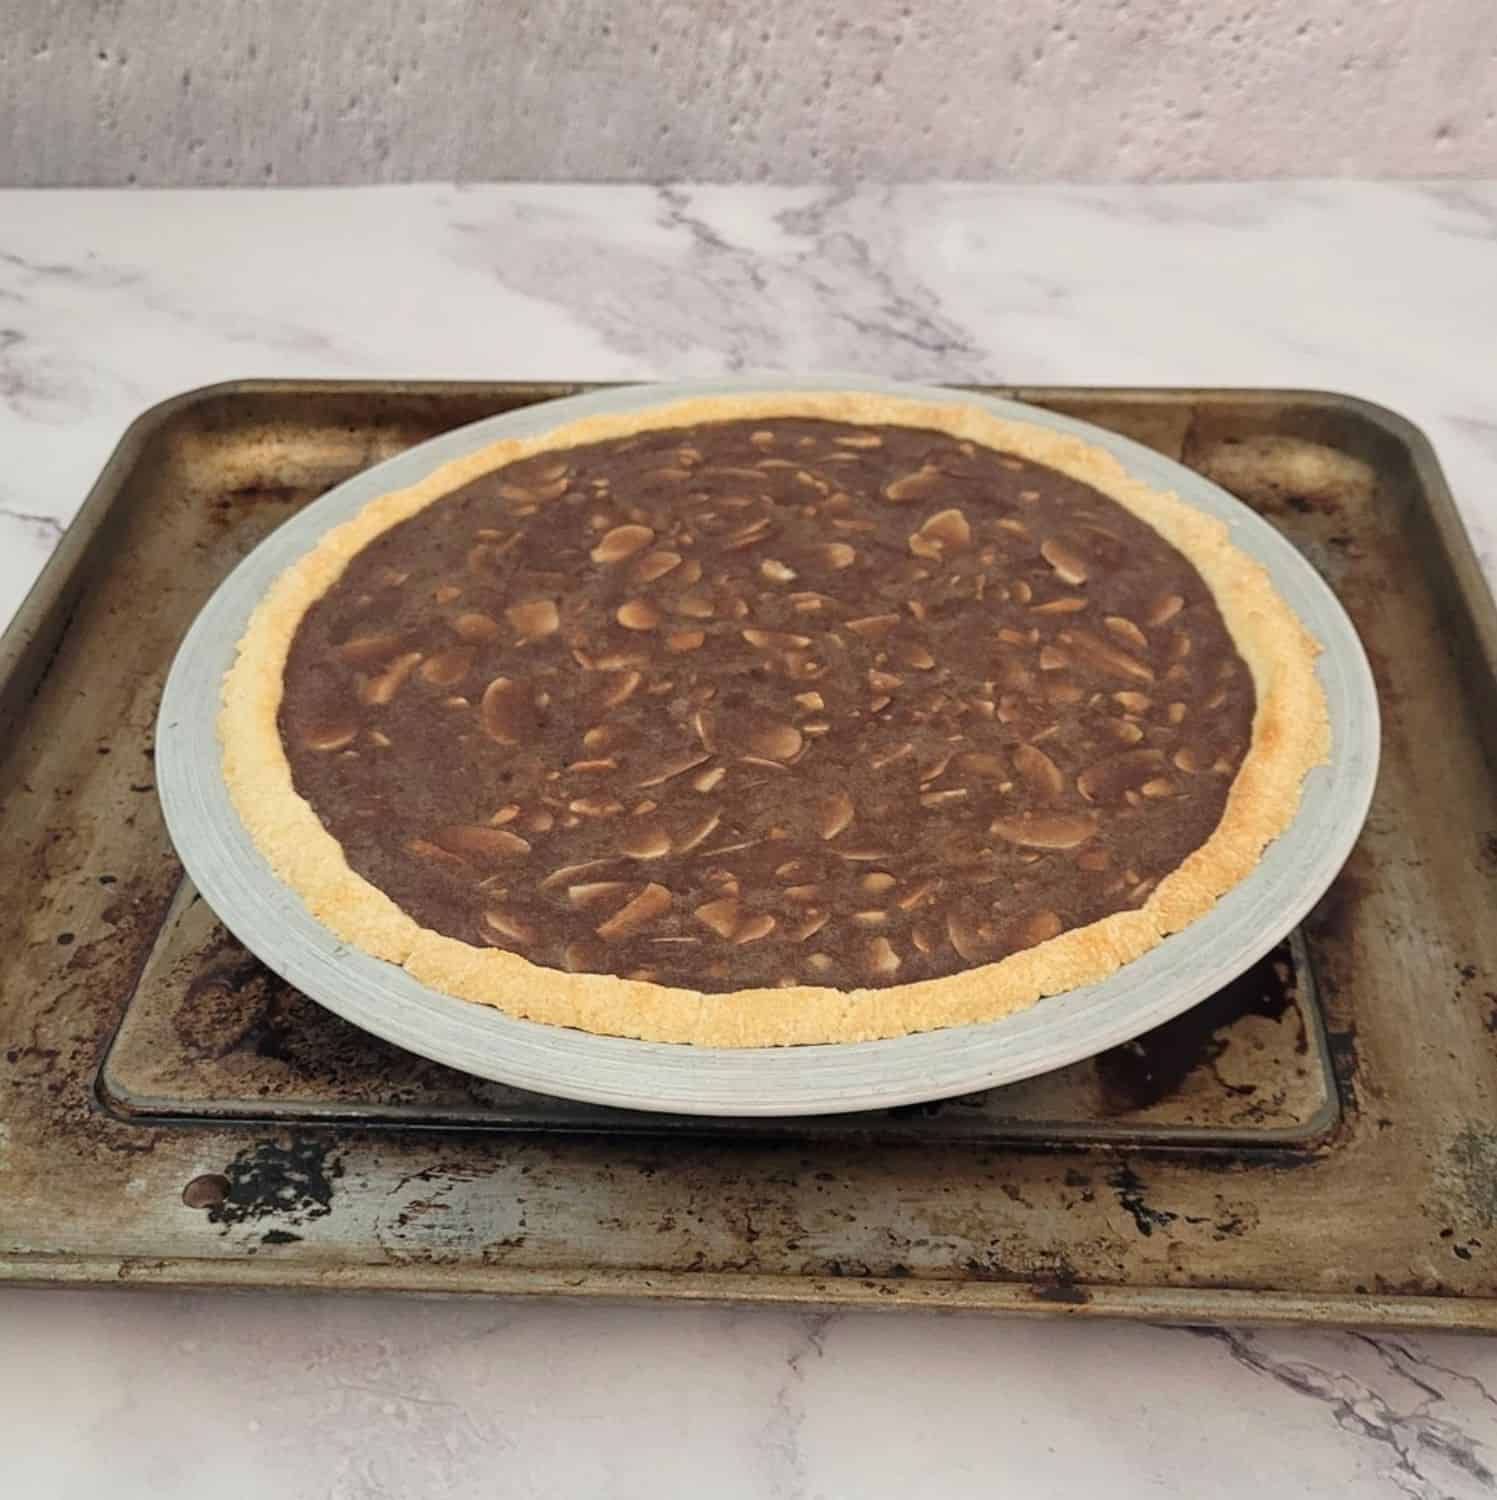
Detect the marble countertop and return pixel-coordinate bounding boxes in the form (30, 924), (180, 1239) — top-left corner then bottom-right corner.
(4, 181), (1497, 1497)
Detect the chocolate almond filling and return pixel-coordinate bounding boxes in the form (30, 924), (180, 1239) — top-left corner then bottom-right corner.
(279, 418), (1254, 993)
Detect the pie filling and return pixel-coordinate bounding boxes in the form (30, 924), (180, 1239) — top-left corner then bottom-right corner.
(278, 418), (1254, 994)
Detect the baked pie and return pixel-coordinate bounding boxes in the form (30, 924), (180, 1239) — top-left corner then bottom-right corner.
(221, 392), (1327, 1045)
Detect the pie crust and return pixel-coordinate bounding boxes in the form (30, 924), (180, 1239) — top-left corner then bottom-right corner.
(220, 391), (1329, 1046)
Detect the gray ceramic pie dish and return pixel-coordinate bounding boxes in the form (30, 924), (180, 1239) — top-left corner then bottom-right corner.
(156, 375), (1379, 1116)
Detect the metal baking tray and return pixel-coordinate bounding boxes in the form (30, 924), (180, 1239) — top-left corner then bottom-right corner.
(3, 380), (1495, 1328)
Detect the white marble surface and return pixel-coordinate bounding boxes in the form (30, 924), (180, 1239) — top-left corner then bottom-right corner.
(3, 181), (1497, 1495)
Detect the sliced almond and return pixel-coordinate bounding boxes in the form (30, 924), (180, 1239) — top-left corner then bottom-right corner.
(617, 598), (661, 631)
(672, 593), (716, 619)
(432, 824), (533, 862)
(673, 811), (722, 854)
(865, 936), (902, 978)
(845, 613), (901, 639)
(735, 913), (777, 945)
(568, 796), (623, 818)
(812, 541), (857, 571)
(635, 750), (710, 788)
(433, 584), (462, 605)
(896, 877), (941, 911)
(760, 558), (797, 583)
(912, 507), (971, 555)
(989, 811), (1099, 850)
(301, 715), (358, 752)
(359, 652), (424, 706)
(1014, 743), (1065, 801)
(540, 858), (621, 891)
(794, 691), (825, 712)
(480, 676), (534, 744)
(695, 897), (741, 940)
(453, 612), (501, 643)
(597, 670), (642, 710)
(1032, 596), (1088, 616)
(743, 627), (811, 650)
(1145, 593), (1185, 627)
(787, 910), (830, 942)
(420, 647), (474, 688)
(884, 465), (942, 503)
(568, 881), (631, 910)
(898, 642), (936, 671)
(337, 632), (406, 668)
(1105, 615), (1149, 652)
(596, 882), (672, 940)
(632, 549), (682, 584)
(508, 599), (559, 640)
(746, 723), (803, 761)
(815, 790), (855, 840)
(1039, 645), (1069, 672)
(1040, 538), (1089, 585)
(692, 765), (727, 793)
(591, 524), (655, 564)
(482, 908), (538, 945)
(1015, 910), (1063, 947)
(620, 822), (672, 860)
(946, 910), (995, 963)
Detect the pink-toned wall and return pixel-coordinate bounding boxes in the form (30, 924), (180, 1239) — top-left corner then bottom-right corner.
(5, 0), (1496, 185)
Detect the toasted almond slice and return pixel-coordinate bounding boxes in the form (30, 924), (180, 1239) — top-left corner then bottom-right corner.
(568, 881), (631, 910)
(482, 908), (538, 945)
(846, 613), (901, 639)
(815, 790), (855, 840)
(1146, 592), (1185, 627)
(746, 723), (803, 761)
(743, 627), (812, 650)
(617, 598), (661, 631)
(337, 632), (407, 667)
(301, 716), (358, 752)
(506, 599), (559, 640)
(621, 822), (672, 860)
(1061, 628), (1154, 683)
(635, 750), (710, 788)
(359, 652), (424, 706)
(1013, 743), (1065, 801)
(591, 524), (655, 564)
(596, 883), (672, 940)
(989, 812), (1099, 850)
(597, 670), (642, 709)
(420, 647), (474, 688)
(1032, 596), (1088, 616)
(480, 676), (534, 744)
(432, 824), (533, 861)
(813, 541), (857, 570)
(672, 593), (715, 619)
(453, 612), (501, 643)
(1105, 615), (1149, 652)
(896, 877), (941, 911)
(735, 913), (777, 945)
(884, 465), (941, 503)
(1040, 537), (1089, 585)
(692, 765), (727, 793)
(1015, 910), (1064, 947)
(760, 558), (797, 583)
(667, 629), (705, 653)
(1077, 748), (1168, 803)
(865, 936), (902, 978)
(540, 858), (622, 891)
(695, 897), (741, 940)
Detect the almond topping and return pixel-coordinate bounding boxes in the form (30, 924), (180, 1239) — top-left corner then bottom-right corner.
(694, 897), (741, 940)
(617, 598), (661, 631)
(815, 790), (855, 840)
(813, 542), (857, 570)
(632, 549), (682, 583)
(1014, 742), (1065, 801)
(591, 524), (655, 564)
(865, 936), (902, 978)
(596, 883), (672, 940)
(359, 652), (423, 706)
(479, 676), (535, 744)
(453, 612), (501, 643)
(1040, 537), (1089, 585)
(507, 599), (559, 639)
(432, 824), (533, 861)
(746, 723), (803, 761)
(989, 812), (1099, 850)
(567, 881), (630, 910)
(636, 750), (710, 787)
(482, 909), (538, 945)
(620, 823), (672, 860)
(1105, 615), (1149, 652)
(1146, 593), (1185, 627)
(337, 632), (406, 667)
(420, 648), (473, 688)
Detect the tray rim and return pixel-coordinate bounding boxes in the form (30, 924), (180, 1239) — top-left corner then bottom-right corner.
(154, 375), (1380, 1116)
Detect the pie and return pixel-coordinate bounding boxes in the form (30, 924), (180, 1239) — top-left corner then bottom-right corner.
(220, 391), (1328, 1046)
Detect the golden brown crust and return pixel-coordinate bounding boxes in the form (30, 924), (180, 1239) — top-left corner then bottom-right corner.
(220, 391), (1329, 1046)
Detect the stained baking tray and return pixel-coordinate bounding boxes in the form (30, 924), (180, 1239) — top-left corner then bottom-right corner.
(3, 380), (1496, 1328)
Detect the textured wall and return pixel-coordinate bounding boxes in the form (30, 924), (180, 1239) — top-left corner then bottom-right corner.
(4, 0), (1496, 186)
